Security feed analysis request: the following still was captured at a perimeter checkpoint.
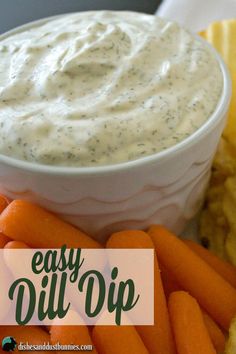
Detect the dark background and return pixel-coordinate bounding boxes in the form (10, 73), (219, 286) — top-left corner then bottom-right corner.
(0, 0), (163, 34)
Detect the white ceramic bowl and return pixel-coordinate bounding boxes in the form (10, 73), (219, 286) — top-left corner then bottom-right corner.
(0, 16), (232, 244)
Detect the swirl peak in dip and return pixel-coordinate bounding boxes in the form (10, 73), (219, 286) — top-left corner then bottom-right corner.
(0, 11), (223, 167)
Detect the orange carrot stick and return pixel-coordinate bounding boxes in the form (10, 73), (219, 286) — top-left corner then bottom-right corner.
(0, 326), (51, 353)
(92, 325), (148, 354)
(202, 310), (226, 354)
(169, 291), (216, 354)
(0, 200), (101, 249)
(160, 258), (225, 352)
(51, 325), (98, 353)
(184, 239), (236, 288)
(107, 230), (176, 354)
(148, 225), (236, 330)
(0, 194), (10, 214)
(0, 233), (11, 248)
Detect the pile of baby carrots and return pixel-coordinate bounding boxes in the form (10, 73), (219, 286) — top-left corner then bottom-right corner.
(0, 197), (236, 354)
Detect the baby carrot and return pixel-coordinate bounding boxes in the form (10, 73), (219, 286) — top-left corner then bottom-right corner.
(169, 291), (216, 354)
(0, 326), (51, 353)
(0, 200), (101, 249)
(184, 239), (236, 288)
(0, 233), (10, 248)
(0, 194), (9, 214)
(202, 310), (226, 354)
(107, 230), (176, 354)
(160, 257), (225, 352)
(148, 225), (236, 330)
(51, 326), (98, 353)
(92, 325), (148, 354)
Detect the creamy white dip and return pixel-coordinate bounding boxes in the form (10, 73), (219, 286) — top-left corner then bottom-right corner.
(0, 11), (223, 167)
